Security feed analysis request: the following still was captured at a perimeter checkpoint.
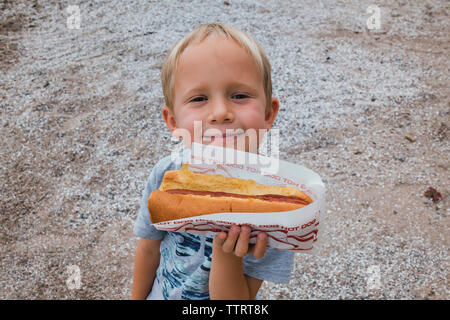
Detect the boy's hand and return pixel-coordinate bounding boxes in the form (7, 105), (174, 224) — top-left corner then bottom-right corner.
(213, 225), (267, 259)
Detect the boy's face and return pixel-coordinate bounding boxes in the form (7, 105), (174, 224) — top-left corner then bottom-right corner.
(162, 34), (279, 153)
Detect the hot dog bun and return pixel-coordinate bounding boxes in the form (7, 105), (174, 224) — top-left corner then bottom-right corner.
(148, 163), (313, 223)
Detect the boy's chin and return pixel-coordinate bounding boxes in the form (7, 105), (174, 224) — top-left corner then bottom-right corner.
(197, 136), (259, 154)
(178, 135), (261, 155)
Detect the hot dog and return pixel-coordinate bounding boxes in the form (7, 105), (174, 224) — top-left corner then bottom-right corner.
(148, 163), (313, 223)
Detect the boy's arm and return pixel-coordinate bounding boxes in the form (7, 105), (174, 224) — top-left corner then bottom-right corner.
(131, 238), (162, 300)
(209, 225), (267, 300)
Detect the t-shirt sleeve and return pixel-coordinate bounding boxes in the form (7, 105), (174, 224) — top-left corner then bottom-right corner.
(133, 161), (168, 240)
(243, 248), (295, 284)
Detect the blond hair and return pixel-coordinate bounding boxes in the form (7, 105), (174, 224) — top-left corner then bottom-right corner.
(161, 23), (272, 115)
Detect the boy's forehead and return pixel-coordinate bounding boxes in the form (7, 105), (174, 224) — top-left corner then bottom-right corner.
(175, 35), (262, 89)
(181, 35), (249, 64)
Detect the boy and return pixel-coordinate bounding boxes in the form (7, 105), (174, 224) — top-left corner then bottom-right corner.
(131, 23), (294, 300)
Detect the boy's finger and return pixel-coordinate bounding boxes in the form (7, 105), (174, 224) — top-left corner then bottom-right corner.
(213, 231), (227, 247)
(234, 225), (251, 257)
(222, 225), (240, 253)
(251, 232), (268, 259)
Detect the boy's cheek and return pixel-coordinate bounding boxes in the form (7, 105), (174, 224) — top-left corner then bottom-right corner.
(246, 103), (266, 121)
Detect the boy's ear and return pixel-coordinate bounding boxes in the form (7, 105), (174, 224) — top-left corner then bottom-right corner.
(162, 105), (178, 133)
(265, 97), (280, 130)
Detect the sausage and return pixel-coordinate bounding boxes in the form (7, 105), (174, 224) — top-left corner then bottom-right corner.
(165, 189), (310, 205)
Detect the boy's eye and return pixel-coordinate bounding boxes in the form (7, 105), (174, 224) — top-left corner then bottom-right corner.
(232, 93), (249, 99)
(190, 96), (207, 102)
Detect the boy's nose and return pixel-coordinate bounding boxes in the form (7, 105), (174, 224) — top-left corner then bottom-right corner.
(208, 99), (234, 124)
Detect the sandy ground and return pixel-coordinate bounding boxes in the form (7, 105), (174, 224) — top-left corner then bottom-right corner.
(0, 0), (448, 299)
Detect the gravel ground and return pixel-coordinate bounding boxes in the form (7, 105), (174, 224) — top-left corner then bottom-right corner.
(1, 0), (448, 299)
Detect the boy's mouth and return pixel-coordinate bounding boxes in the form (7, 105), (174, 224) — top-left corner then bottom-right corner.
(203, 131), (245, 142)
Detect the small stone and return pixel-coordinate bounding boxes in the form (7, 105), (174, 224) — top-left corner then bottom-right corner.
(405, 135), (416, 142)
(424, 187), (443, 203)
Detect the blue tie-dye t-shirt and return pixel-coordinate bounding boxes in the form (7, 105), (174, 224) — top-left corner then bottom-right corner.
(133, 153), (295, 300)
